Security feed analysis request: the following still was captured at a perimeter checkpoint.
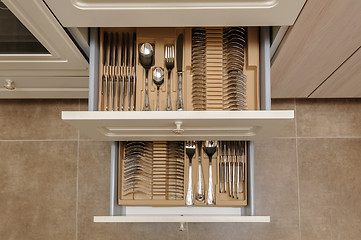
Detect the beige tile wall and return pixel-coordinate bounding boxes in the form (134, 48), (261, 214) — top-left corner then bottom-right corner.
(1, 98), (360, 240)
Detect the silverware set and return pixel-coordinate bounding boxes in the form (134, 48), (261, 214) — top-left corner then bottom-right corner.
(186, 140), (218, 206)
(122, 141), (184, 199)
(218, 141), (246, 199)
(138, 34), (183, 111)
(223, 27), (247, 111)
(122, 140), (246, 204)
(102, 32), (136, 111)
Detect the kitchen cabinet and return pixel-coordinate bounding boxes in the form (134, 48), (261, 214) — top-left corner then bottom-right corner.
(309, 47), (361, 98)
(271, 0), (361, 98)
(0, 0), (88, 98)
(61, 26), (294, 222)
(42, 0), (303, 224)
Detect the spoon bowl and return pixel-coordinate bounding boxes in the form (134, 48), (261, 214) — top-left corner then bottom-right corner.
(152, 67), (164, 111)
(139, 43), (154, 69)
(139, 43), (154, 111)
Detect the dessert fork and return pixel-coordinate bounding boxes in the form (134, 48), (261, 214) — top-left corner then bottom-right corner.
(185, 141), (196, 206)
(164, 44), (175, 111)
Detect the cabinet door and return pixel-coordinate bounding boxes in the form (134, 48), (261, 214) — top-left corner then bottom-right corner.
(0, 0), (88, 99)
(43, 0), (306, 27)
(0, 0), (88, 76)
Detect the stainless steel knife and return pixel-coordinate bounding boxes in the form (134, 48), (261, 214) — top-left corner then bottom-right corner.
(126, 32), (131, 111)
(115, 33), (120, 111)
(176, 34), (184, 111)
(109, 32), (114, 111)
(121, 33), (125, 111)
(132, 32), (136, 111)
(103, 32), (109, 111)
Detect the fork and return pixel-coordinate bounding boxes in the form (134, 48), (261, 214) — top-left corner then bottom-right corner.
(203, 141), (217, 205)
(185, 141), (196, 206)
(164, 44), (175, 111)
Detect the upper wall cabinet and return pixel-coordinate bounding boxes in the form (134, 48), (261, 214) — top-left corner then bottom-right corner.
(271, 0), (361, 98)
(43, 0), (306, 27)
(0, 0), (89, 98)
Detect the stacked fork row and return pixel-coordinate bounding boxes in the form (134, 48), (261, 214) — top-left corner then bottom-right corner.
(122, 141), (185, 200)
(191, 27), (247, 111)
(101, 31), (136, 111)
(223, 27), (247, 110)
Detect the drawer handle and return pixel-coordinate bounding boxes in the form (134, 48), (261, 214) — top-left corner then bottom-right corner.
(172, 121), (184, 135)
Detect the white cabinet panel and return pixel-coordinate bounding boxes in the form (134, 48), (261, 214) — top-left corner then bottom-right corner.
(0, 76), (88, 99)
(44, 0), (306, 27)
(62, 110), (294, 141)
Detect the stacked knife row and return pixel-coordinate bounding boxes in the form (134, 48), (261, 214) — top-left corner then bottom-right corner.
(218, 141), (246, 199)
(101, 32), (136, 111)
(121, 141), (184, 200)
(191, 27), (247, 111)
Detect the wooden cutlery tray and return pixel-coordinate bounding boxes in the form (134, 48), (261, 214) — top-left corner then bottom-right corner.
(118, 141), (247, 207)
(98, 27), (260, 111)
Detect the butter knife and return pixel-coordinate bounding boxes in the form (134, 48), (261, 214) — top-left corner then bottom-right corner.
(176, 34), (184, 111)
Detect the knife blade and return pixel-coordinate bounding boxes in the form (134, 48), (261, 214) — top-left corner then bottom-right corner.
(176, 34), (183, 73)
(176, 34), (184, 110)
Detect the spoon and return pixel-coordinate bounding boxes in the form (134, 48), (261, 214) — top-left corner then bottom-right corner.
(203, 140), (217, 205)
(139, 43), (154, 111)
(152, 67), (164, 111)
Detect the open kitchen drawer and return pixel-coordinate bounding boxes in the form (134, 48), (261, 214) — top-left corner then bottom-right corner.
(62, 27), (293, 140)
(62, 27), (292, 223)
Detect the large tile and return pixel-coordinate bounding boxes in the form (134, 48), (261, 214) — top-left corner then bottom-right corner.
(189, 220), (299, 240)
(271, 99), (296, 138)
(254, 139), (299, 219)
(298, 138), (361, 240)
(0, 99), (79, 140)
(189, 139), (300, 240)
(188, 223), (255, 240)
(0, 141), (77, 240)
(77, 141), (187, 240)
(296, 99), (361, 137)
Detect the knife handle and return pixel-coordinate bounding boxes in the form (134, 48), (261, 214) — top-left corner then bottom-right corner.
(176, 72), (183, 111)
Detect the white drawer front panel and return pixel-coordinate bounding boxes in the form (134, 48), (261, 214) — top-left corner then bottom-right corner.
(62, 110), (294, 141)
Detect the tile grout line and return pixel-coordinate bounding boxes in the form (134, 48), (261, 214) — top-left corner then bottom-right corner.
(75, 99), (80, 240)
(294, 99), (302, 240)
